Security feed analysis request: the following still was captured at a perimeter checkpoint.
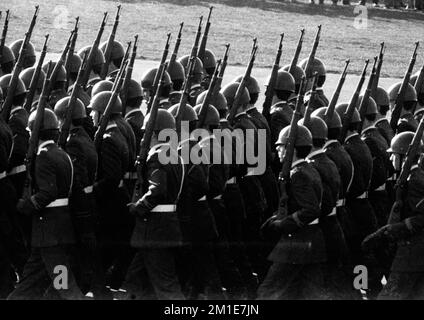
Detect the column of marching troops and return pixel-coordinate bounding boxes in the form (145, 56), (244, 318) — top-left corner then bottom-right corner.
(1, 7), (424, 300)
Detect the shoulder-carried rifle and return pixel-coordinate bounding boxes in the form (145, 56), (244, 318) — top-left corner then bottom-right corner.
(390, 42), (419, 131)
(121, 36), (138, 116)
(23, 34), (49, 113)
(64, 17), (80, 91)
(100, 5), (121, 80)
(0, 10), (10, 63)
(262, 34), (284, 122)
(304, 25), (322, 80)
(324, 59), (349, 122)
(197, 7), (213, 63)
(210, 43), (230, 105)
(358, 56), (378, 133)
(288, 28), (305, 75)
(1, 6), (39, 121)
(370, 42), (384, 100)
(169, 22), (184, 66)
(414, 63), (424, 101)
(302, 73), (319, 127)
(339, 59), (369, 143)
(185, 16), (203, 77)
(175, 55), (197, 129)
(197, 59), (221, 128)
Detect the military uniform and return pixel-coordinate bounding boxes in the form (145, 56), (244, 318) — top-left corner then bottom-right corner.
(124, 108), (145, 155)
(375, 117), (394, 147)
(188, 84), (204, 107)
(158, 98), (172, 110)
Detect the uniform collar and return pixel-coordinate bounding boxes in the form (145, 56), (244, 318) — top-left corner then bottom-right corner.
(125, 108), (142, 118)
(37, 140), (55, 154)
(246, 105), (256, 112)
(323, 139), (338, 149)
(345, 132), (359, 142)
(11, 106), (24, 114)
(191, 84), (201, 90)
(411, 164), (420, 172)
(235, 111), (247, 118)
(307, 149), (325, 160)
(159, 99), (169, 105)
(291, 159), (307, 169)
(106, 122), (118, 131)
(361, 126), (376, 135)
(375, 118), (387, 126)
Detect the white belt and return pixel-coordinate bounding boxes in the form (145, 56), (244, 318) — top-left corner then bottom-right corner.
(0, 171), (6, 180)
(336, 199), (345, 207)
(8, 165), (26, 176)
(213, 195), (223, 200)
(118, 180), (124, 188)
(245, 169), (259, 177)
(124, 172), (138, 180)
(357, 192), (368, 199)
(227, 177), (237, 184)
(374, 184), (385, 192)
(151, 204), (177, 212)
(84, 185), (93, 194)
(328, 207), (337, 217)
(198, 196), (207, 201)
(46, 198), (69, 208)
(309, 218), (319, 225)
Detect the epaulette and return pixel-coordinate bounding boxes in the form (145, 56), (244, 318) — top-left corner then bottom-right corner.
(37, 147), (48, 155)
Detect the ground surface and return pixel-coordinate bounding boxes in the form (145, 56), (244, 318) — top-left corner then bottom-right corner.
(2, 0), (424, 79)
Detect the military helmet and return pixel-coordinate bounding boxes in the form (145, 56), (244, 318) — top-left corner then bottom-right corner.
(374, 87), (390, 107)
(19, 67), (46, 90)
(100, 40), (125, 61)
(270, 102), (294, 127)
(221, 82), (250, 108)
(388, 82), (417, 102)
(335, 102), (360, 123)
(281, 64), (305, 86)
(67, 54), (82, 74)
(54, 97), (86, 120)
(0, 74), (27, 96)
(233, 75), (260, 95)
(273, 70), (295, 92)
(178, 55), (204, 75)
(28, 108), (59, 131)
(194, 104), (220, 127)
(387, 131), (415, 154)
(196, 90), (228, 111)
(77, 45), (106, 65)
(140, 67), (172, 90)
(76, 90), (91, 107)
(311, 106), (342, 129)
(299, 57), (326, 77)
(10, 39), (36, 59)
(127, 79), (143, 99)
(91, 80), (114, 97)
(276, 124), (313, 147)
(168, 103), (198, 122)
(202, 49), (217, 73)
(0, 45), (15, 64)
(411, 70), (424, 93)
(42, 62), (67, 82)
(298, 116), (328, 140)
(167, 59), (185, 82)
(357, 95), (378, 116)
(142, 108), (176, 131)
(90, 91), (122, 115)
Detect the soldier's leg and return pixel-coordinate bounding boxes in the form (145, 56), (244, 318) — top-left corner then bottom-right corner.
(0, 241), (14, 298)
(143, 248), (185, 300)
(257, 263), (301, 300)
(258, 167), (279, 219)
(378, 271), (417, 300)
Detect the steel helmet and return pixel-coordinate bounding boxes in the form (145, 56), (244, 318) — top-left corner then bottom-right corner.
(374, 87), (390, 107)
(19, 67), (46, 90)
(91, 80), (114, 97)
(335, 102), (360, 123)
(276, 124), (313, 147)
(0, 74), (27, 97)
(298, 116), (328, 140)
(42, 62), (67, 82)
(311, 106), (342, 129)
(357, 95), (378, 116)
(28, 108), (59, 131)
(221, 82), (250, 108)
(196, 90), (228, 111)
(141, 67), (172, 90)
(234, 75), (260, 95)
(273, 70), (295, 92)
(10, 39), (36, 68)
(54, 97), (86, 120)
(387, 131), (415, 155)
(167, 59), (185, 82)
(67, 54), (83, 74)
(178, 55), (204, 75)
(194, 104), (220, 127)
(299, 57), (326, 77)
(0, 45), (15, 64)
(142, 108), (176, 131)
(100, 40), (125, 61)
(90, 91), (122, 115)
(202, 49), (217, 74)
(388, 82), (417, 102)
(281, 64), (305, 87)
(77, 45), (106, 65)
(168, 103), (198, 122)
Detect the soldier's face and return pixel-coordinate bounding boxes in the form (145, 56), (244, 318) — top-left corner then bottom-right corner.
(390, 153), (401, 171)
(276, 144), (286, 162)
(90, 110), (100, 127)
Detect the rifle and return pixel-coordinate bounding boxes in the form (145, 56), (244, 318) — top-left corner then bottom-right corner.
(1, 6), (39, 122)
(388, 116), (424, 224)
(262, 33), (284, 123)
(0, 10), (10, 62)
(22, 61), (53, 200)
(324, 59), (350, 123)
(121, 36), (138, 116)
(197, 59), (221, 128)
(414, 63), (424, 101)
(23, 34), (49, 113)
(175, 56), (197, 129)
(303, 25), (322, 80)
(390, 42), (419, 131)
(169, 22), (184, 66)
(228, 45), (258, 124)
(81, 12), (108, 88)
(100, 5), (121, 80)
(339, 59), (370, 143)
(358, 56), (378, 133)
(185, 16), (203, 76)
(58, 52), (88, 148)
(197, 6), (213, 63)
(112, 41), (131, 91)
(302, 73), (319, 128)
(289, 29), (305, 75)
(370, 42), (385, 100)
(64, 17), (80, 90)
(133, 62), (168, 202)
(146, 33), (172, 113)
(251, 37), (258, 56)
(211, 43), (230, 105)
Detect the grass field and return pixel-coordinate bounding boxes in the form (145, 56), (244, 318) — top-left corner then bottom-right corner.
(2, 0), (424, 79)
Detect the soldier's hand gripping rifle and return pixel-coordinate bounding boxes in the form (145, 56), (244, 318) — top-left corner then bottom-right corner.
(302, 73), (319, 128)
(81, 12), (108, 89)
(1, 6), (39, 122)
(100, 5), (121, 80)
(169, 22), (184, 66)
(303, 25), (322, 82)
(21, 61), (53, 200)
(132, 63), (168, 202)
(58, 52), (88, 148)
(23, 34), (49, 113)
(121, 36), (138, 116)
(197, 6), (213, 63)
(390, 42), (419, 131)
(64, 17), (80, 91)
(370, 42), (385, 100)
(339, 59), (369, 143)
(324, 59), (350, 122)
(210, 43), (230, 105)
(228, 44), (258, 124)
(358, 56), (378, 133)
(0, 10), (10, 63)
(197, 59), (221, 129)
(288, 29), (305, 75)
(146, 33), (171, 113)
(262, 34), (284, 122)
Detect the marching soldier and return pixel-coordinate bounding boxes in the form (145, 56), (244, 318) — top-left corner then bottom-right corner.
(388, 82), (419, 133)
(299, 57), (329, 106)
(19, 67), (46, 102)
(178, 56), (204, 106)
(0, 45), (15, 76)
(9, 40), (36, 69)
(123, 79), (144, 153)
(77, 45), (105, 94)
(374, 87), (394, 146)
(282, 64), (306, 96)
(65, 54), (83, 88)
(41, 62), (69, 108)
(167, 60), (185, 105)
(201, 49), (217, 89)
(141, 68), (173, 110)
(99, 40), (125, 76)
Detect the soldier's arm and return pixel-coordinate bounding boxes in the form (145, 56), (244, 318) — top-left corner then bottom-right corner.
(66, 138), (87, 195)
(31, 151), (59, 210)
(0, 138), (9, 173)
(94, 136), (123, 193)
(404, 175), (424, 233)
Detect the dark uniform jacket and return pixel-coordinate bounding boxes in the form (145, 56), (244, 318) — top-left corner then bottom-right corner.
(269, 102), (293, 146)
(130, 143), (184, 249)
(188, 84), (204, 107)
(7, 107), (29, 175)
(375, 118), (394, 147)
(124, 109), (144, 156)
(158, 99), (172, 110)
(115, 116), (137, 174)
(269, 160), (326, 264)
(246, 107), (272, 167)
(29, 141), (75, 248)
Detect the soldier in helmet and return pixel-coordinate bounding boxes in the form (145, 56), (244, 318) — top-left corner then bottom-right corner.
(362, 131), (424, 299)
(124, 109), (185, 300)
(77, 46), (105, 94)
(141, 68), (173, 110)
(281, 64), (306, 96)
(91, 80), (113, 98)
(388, 82), (419, 133)
(9, 40), (36, 69)
(410, 71), (424, 122)
(8, 109), (85, 300)
(0, 45), (15, 76)
(41, 62), (68, 108)
(200, 49), (217, 90)
(167, 60), (185, 105)
(99, 40), (125, 76)
(19, 67), (46, 97)
(299, 57), (329, 107)
(259, 124), (327, 299)
(66, 54), (83, 87)
(124, 79), (144, 155)
(178, 55), (204, 106)
(374, 87), (394, 146)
